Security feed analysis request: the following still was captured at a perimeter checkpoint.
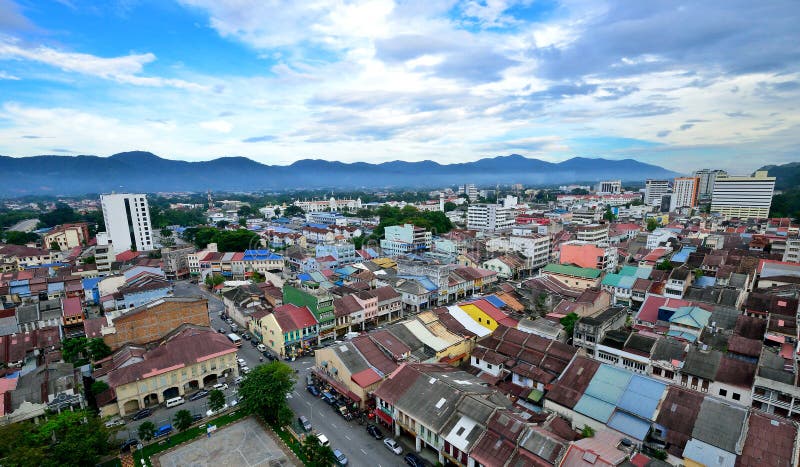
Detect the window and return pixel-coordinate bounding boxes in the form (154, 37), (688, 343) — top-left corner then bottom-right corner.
(487, 364), (493, 370)
(732, 393), (741, 401)
(719, 389), (727, 397)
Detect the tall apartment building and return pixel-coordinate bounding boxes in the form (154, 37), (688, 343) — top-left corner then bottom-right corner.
(575, 224), (609, 244)
(380, 224), (432, 256)
(671, 176), (700, 210)
(694, 169), (727, 201)
(711, 171), (776, 219)
(459, 184), (479, 202)
(597, 180), (622, 194)
(644, 180), (670, 207)
(100, 193), (153, 254)
(467, 204), (514, 231)
(95, 232), (113, 275)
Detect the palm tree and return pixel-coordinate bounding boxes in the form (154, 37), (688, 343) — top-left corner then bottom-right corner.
(138, 421), (156, 441)
(173, 409), (193, 432)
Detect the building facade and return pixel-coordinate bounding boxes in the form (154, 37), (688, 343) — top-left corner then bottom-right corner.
(671, 176), (700, 209)
(467, 204), (514, 231)
(645, 180), (670, 207)
(380, 224), (433, 256)
(694, 169), (727, 201)
(100, 193), (154, 254)
(103, 297), (209, 350)
(711, 171), (776, 219)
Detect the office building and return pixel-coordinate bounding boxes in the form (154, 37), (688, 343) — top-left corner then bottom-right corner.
(694, 169), (727, 201)
(100, 193), (154, 254)
(597, 180), (622, 194)
(711, 171), (776, 219)
(671, 177), (699, 210)
(380, 224), (432, 256)
(644, 180), (670, 207)
(467, 204), (514, 231)
(459, 184), (479, 202)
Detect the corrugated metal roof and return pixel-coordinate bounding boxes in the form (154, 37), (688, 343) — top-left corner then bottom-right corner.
(608, 410), (651, 441)
(484, 295), (507, 309)
(574, 395), (616, 422)
(584, 365), (631, 405)
(617, 375), (666, 419)
(403, 320), (450, 352)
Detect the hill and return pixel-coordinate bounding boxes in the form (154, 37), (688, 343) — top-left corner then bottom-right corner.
(0, 151), (681, 196)
(758, 162), (800, 191)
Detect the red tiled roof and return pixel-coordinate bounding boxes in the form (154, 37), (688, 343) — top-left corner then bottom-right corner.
(545, 357), (600, 408)
(115, 250), (140, 262)
(62, 296), (82, 318)
(736, 411), (798, 467)
(469, 299), (518, 327)
(272, 304), (317, 332)
(351, 367), (382, 388)
(351, 336), (398, 375)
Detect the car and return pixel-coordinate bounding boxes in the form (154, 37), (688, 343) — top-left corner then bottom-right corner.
(404, 453), (426, 467)
(366, 424), (383, 440)
(104, 417), (124, 428)
(242, 332), (251, 340)
(306, 385), (320, 397)
(234, 376), (244, 385)
(298, 415), (312, 431)
(119, 439), (138, 452)
(154, 424), (173, 438)
(317, 434), (330, 447)
(131, 408), (152, 420)
(188, 390), (209, 401)
(206, 404), (228, 417)
(212, 383), (228, 391)
(257, 344), (267, 352)
(250, 339), (258, 347)
(230, 399), (239, 407)
(192, 414), (204, 422)
(237, 358), (246, 366)
(384, 438), (403, 454)
(217, 328), (224, 333)
(333, 448), (348, 466)
(241, 366), (250, 374)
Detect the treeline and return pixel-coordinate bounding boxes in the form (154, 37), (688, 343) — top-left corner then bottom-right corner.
(182, 227), (261, 251)
(371, 205), (453, 238)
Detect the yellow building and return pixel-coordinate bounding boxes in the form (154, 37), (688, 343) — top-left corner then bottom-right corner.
(101, 327), (238, 417)
(457, 298), (518, 332)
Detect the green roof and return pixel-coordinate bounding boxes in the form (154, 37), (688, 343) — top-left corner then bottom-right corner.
(543, 263), (602, 279)
(527, 389), (544, 402)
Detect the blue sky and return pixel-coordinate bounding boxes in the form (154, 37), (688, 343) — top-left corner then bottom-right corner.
(0, 0), (798, 173)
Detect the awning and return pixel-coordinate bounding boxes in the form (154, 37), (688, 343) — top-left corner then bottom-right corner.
(313, 369), (362, 403)
(375, 408), (393, 425)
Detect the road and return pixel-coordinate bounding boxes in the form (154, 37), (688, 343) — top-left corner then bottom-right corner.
(8, 218), (39, 232)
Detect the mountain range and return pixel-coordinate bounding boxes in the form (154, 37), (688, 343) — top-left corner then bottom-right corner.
(0, 152), (681, 196)
(758, 162), (800, 191)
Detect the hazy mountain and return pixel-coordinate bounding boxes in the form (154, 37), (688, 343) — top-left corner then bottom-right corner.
(758, 162), (800, 191)
(0, 151), (680, 195)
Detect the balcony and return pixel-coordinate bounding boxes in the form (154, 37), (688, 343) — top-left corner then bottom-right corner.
(752, 393), (793, 410)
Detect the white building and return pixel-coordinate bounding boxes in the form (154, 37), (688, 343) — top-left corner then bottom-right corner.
(671, 176), (699, 210)
(693, 169), (727, 201)
(783, 238), (800, 263)
(485, 235), (550, 269)
(459, 184), (478, 202)
(597, 180), (621, 194)
(95, 232), (113, 274)
(380, 224), (432, 256)
(466, 204), (514, 231)
(575, 224), (609, 244)
(294, 197), (361, 212)
(100, 193), (153, 254)
(645, 179), (670, 207)
(711, 170), (776, 219)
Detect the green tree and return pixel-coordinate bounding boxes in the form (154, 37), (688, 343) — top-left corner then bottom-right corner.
(173, 409), (194, 432)
(38, 202), (80, 227)
(91, 380), (109, 395)
(88, 338), (112, 360)
(4, 230), (39, 245)
(581, 424), (595, 438)
(138, 421), (156, 441)
(443, 201), (457, 212)
(603, 207), (616, 222)
(208, 389), (226, 412)
(656, 260), (674, 271)
(49, 241), (60, 250)
(302, 434), (337, 467)
(239, 360), (295, 425)
(693, 268), (704, 278)
(205, 273), (226, 288)
(353, 234), (366, 250)
(82, 255), (95, 264)
(570, 188), (589, 195)
(284, 205), (305, 217)
(193, 227), (220, 249)
(560, 312), (580, 339)
(250, 271), (266, 284)
(216, 220), (230, 229)
(160, 228), (173, 237)
(646, 218), (658, 232)
(61, 337), (88, 363)
(237, 205), (255, 218)
(215, 229), (260, 252)
(31, 410), (112, 466)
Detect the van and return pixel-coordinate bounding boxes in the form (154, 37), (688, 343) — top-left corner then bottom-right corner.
(165, 397), (185, 408)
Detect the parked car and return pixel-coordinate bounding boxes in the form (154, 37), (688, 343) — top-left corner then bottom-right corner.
(154, 424), (173, 438)
(317, 434), (330, 447)
(241, 366), (250, 374)
(404, 452), (426, 467)
(366, 424), (383, 440)
(213, 383), (228, 391)
(131, 408), (152, 421)
(206, 404), (228, 417)
(242, 332), (250, 340)
(384, 438), (403, 455)
(189, 390), (209, 401)
(105, 417), (124, 428)
(257, 344), (267, 352)
(119, 439), (138, 452)
(306, 385), (320, 397)
(298, 415), (312, 431)
(192, 414), (204, 422)
(217, 328), (224, 333)
(333, 448), (349, 466)
(250, 339), (258, 347)
(237, 358), (246, 367)
(234, 376), (244, 385)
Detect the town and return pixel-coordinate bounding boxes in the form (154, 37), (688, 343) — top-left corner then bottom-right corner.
(0, 167), (798, 467)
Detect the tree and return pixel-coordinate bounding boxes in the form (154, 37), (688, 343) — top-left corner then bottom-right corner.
(38, 202), (80, 227)
(88, 338), (112, 360)
(4, 230), (39, 245)
(237, 205), (255, 218)
(216, 220), (230, 229)
(560, 312), (579, 340)
(353, 234), (366, 250)
(91, 380), (109, 395)
(173, 409), (193, 432)
(250, 271), (266, 284)
(160, 228), (173, 237)
(581, 425), (595, 438)
(656, 260), (674, 271)
(208, 389), (226, 412)
(30, 410), (112, 466)
(138, 421), (156, 441)
(603, 207), (616, 222)
(570, 188), (589, 195)
(239, 360), (295, 425)
(693, 268), (704, 278)
(205, 273), (226, 288)
(646, 218), (658, 232)
(82, 255), (95, 264)
(49, 241), (60, 251)
(443, 201), (457, 212)
(193, 227), (219, 248)
(284, 205), (305, 217)
(302, 434), (337, 467)
(62, 337), (89, 363)
(215, 229), (260, 252)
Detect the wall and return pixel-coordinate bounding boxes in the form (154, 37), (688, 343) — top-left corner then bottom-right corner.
(104, 299), (209, 349)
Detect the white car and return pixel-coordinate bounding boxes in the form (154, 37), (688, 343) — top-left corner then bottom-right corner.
(213, 383), (228, 391)
(257, 344), (267, 352)
(104, 417), (124, 428)
(237, 358), (246, 367)
(241, 366), (250, 374)
(383, 438), (403, 455)
(206, 403), (228, 417)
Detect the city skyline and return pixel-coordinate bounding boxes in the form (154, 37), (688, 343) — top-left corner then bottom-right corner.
(0, 1), (798, 172)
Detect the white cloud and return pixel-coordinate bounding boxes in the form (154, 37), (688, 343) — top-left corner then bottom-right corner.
(199, 119), (233, 133)
(0, 70), (20, 80)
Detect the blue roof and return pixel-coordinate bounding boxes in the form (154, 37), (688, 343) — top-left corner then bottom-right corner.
(669, 306), (712, 328)
(365, 248), (378, 257)
(274, 217), (291, 224)
(694, 276), (716, 288)
(242, 250), (282, 261)
(334, 266), (358, 276)
(574, 396), (616, 423)
(268, 226), (295, 233)
(484, 295), (507, 309)
(398, 275), (438, 291)
(47, 282), (65, 293)
(306, 223), (329, 229)
(298, 273), (313, 282)
(584, 365), (632, 405)
(82, 277), (102, 289)
(607, 411), (651, 441)
(617, 375), (666, 419)
(666, 330), (698, 342)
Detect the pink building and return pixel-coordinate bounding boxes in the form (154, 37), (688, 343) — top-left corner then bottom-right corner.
(559, 241), (618, 271)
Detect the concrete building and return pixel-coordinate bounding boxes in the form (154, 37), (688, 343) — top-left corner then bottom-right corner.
(694, 169), (727, 201)
(294, 197), (362, 213)
(43, 223), (89, 251)
(560, 241), (618, 271)
(101, 297), (209, 350)
(671, 176), (700, 210)
(575, 224), (609, 244)
(459, 184), (478, 202)
(597, 180), (622, 194)
(645, 179), (670, 207)
(711, 171), (776, 219)
(283, 284), (335, 342)
(100, 193), (154, 254)
(380, 224), (433, 256)
(95, 232), (113, 274)
(467, 204), (514, 231)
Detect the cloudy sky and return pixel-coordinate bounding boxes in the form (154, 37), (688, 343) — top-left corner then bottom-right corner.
(0, 0), (798, 173)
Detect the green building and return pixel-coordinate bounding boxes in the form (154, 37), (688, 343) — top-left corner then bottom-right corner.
(282, 284), (336, 342)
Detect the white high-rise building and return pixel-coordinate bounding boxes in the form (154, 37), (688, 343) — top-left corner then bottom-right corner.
(100, 193), (154, 254)
(467, 204), (514, 231)
(671, 177), (700, 210)
(597, 180), (621, 194)
(694, 169), (727, 201)
(645, 180), (670, 207)
(711, 171), (776, 219)
(459, 184), (479, 202)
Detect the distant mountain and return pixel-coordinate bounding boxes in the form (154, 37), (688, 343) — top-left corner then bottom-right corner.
(758, 162), (800, 191)
(0, 151), (681, 196)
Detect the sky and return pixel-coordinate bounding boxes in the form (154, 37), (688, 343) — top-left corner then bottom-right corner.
(0, 0), (798, 173)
